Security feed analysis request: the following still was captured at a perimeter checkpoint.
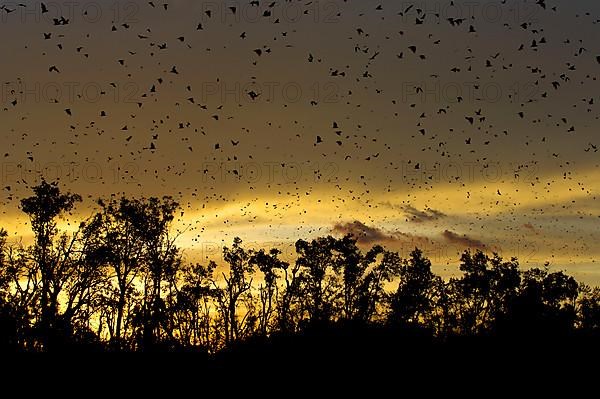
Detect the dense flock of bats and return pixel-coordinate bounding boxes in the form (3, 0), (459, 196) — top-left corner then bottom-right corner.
(0, 0), (599, 264)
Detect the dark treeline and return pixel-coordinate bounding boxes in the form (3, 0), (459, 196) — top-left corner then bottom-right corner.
(0, 181), (599, 354)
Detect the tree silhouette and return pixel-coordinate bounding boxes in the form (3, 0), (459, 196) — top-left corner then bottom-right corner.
(20, 180), (87, 349)
(295, 236), (339, 324)
(216, 237), (256, 345)
(129, 197), (181, 350)
(172, 261), (217, 351)
(578, 285), (600, 334)
(334, 235), (381, 321)
(250, 248), (288, 336)
(389, 248), (438, 330)
(275, 247), (302, 334)
(353, 247), (401, 323)
(509, 266), (579, 336)
(0, 229), (19, 351)
(0, 180), (597, 355)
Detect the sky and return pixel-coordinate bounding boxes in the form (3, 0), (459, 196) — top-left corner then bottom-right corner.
(1, 0), (599, 284)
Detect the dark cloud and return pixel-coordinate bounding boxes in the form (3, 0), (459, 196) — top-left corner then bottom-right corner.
(332, 220), (389, 244)
(332, 220), (433, 248)
(403, 205), (446, 223)
(441, 230), (487, 250)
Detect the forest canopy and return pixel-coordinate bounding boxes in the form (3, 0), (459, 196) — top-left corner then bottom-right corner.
(0, 181), (598, 353)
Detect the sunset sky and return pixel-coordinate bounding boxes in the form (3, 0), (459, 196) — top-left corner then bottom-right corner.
(1, 0), (599, 284)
